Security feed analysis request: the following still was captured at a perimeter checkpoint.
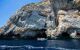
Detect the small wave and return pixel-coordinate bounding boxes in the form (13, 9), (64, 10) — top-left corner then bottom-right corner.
(0, 45), (79, 50)
(47, 47), (79, 50)
(0, 45), (22, 48)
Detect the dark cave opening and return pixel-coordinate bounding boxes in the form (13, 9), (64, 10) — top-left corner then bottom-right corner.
(35, 29), (47, 38)
(58, 32), (71, 39)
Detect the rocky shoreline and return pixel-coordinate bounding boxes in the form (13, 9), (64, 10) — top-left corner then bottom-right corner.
(0, 0), (80, 40)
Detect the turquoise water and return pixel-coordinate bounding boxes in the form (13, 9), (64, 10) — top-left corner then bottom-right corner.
(0, 40), (80, 50)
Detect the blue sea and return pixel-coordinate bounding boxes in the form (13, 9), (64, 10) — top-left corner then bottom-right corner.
(0, 40), (80, 50)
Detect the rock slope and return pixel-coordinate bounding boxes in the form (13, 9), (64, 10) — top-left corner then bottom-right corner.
(0, 0), (80, 39)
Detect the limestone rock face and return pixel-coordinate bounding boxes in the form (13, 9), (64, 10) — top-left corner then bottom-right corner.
(0, 1), (56, 39)
(0, 0), (80, 39)
(50, 10), (80, 39)
(46, 0), (80, 39)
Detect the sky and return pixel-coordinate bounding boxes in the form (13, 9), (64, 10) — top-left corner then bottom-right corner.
(0, 0), (40, 27)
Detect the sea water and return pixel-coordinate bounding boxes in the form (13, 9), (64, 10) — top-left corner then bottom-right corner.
(0, 39), (80, 50)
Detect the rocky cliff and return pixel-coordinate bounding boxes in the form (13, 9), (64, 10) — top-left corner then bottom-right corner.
(0, 0), (80, 39)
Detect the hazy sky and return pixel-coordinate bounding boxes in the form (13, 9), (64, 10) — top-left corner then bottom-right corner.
(0, 0), (40, 27)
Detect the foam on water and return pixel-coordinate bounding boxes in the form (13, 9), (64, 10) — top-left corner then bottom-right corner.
(0, 45), (79, 50)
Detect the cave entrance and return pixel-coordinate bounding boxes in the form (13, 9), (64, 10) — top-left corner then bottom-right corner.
(36, 29), (47, 38)
(58, 31), (71, 39)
